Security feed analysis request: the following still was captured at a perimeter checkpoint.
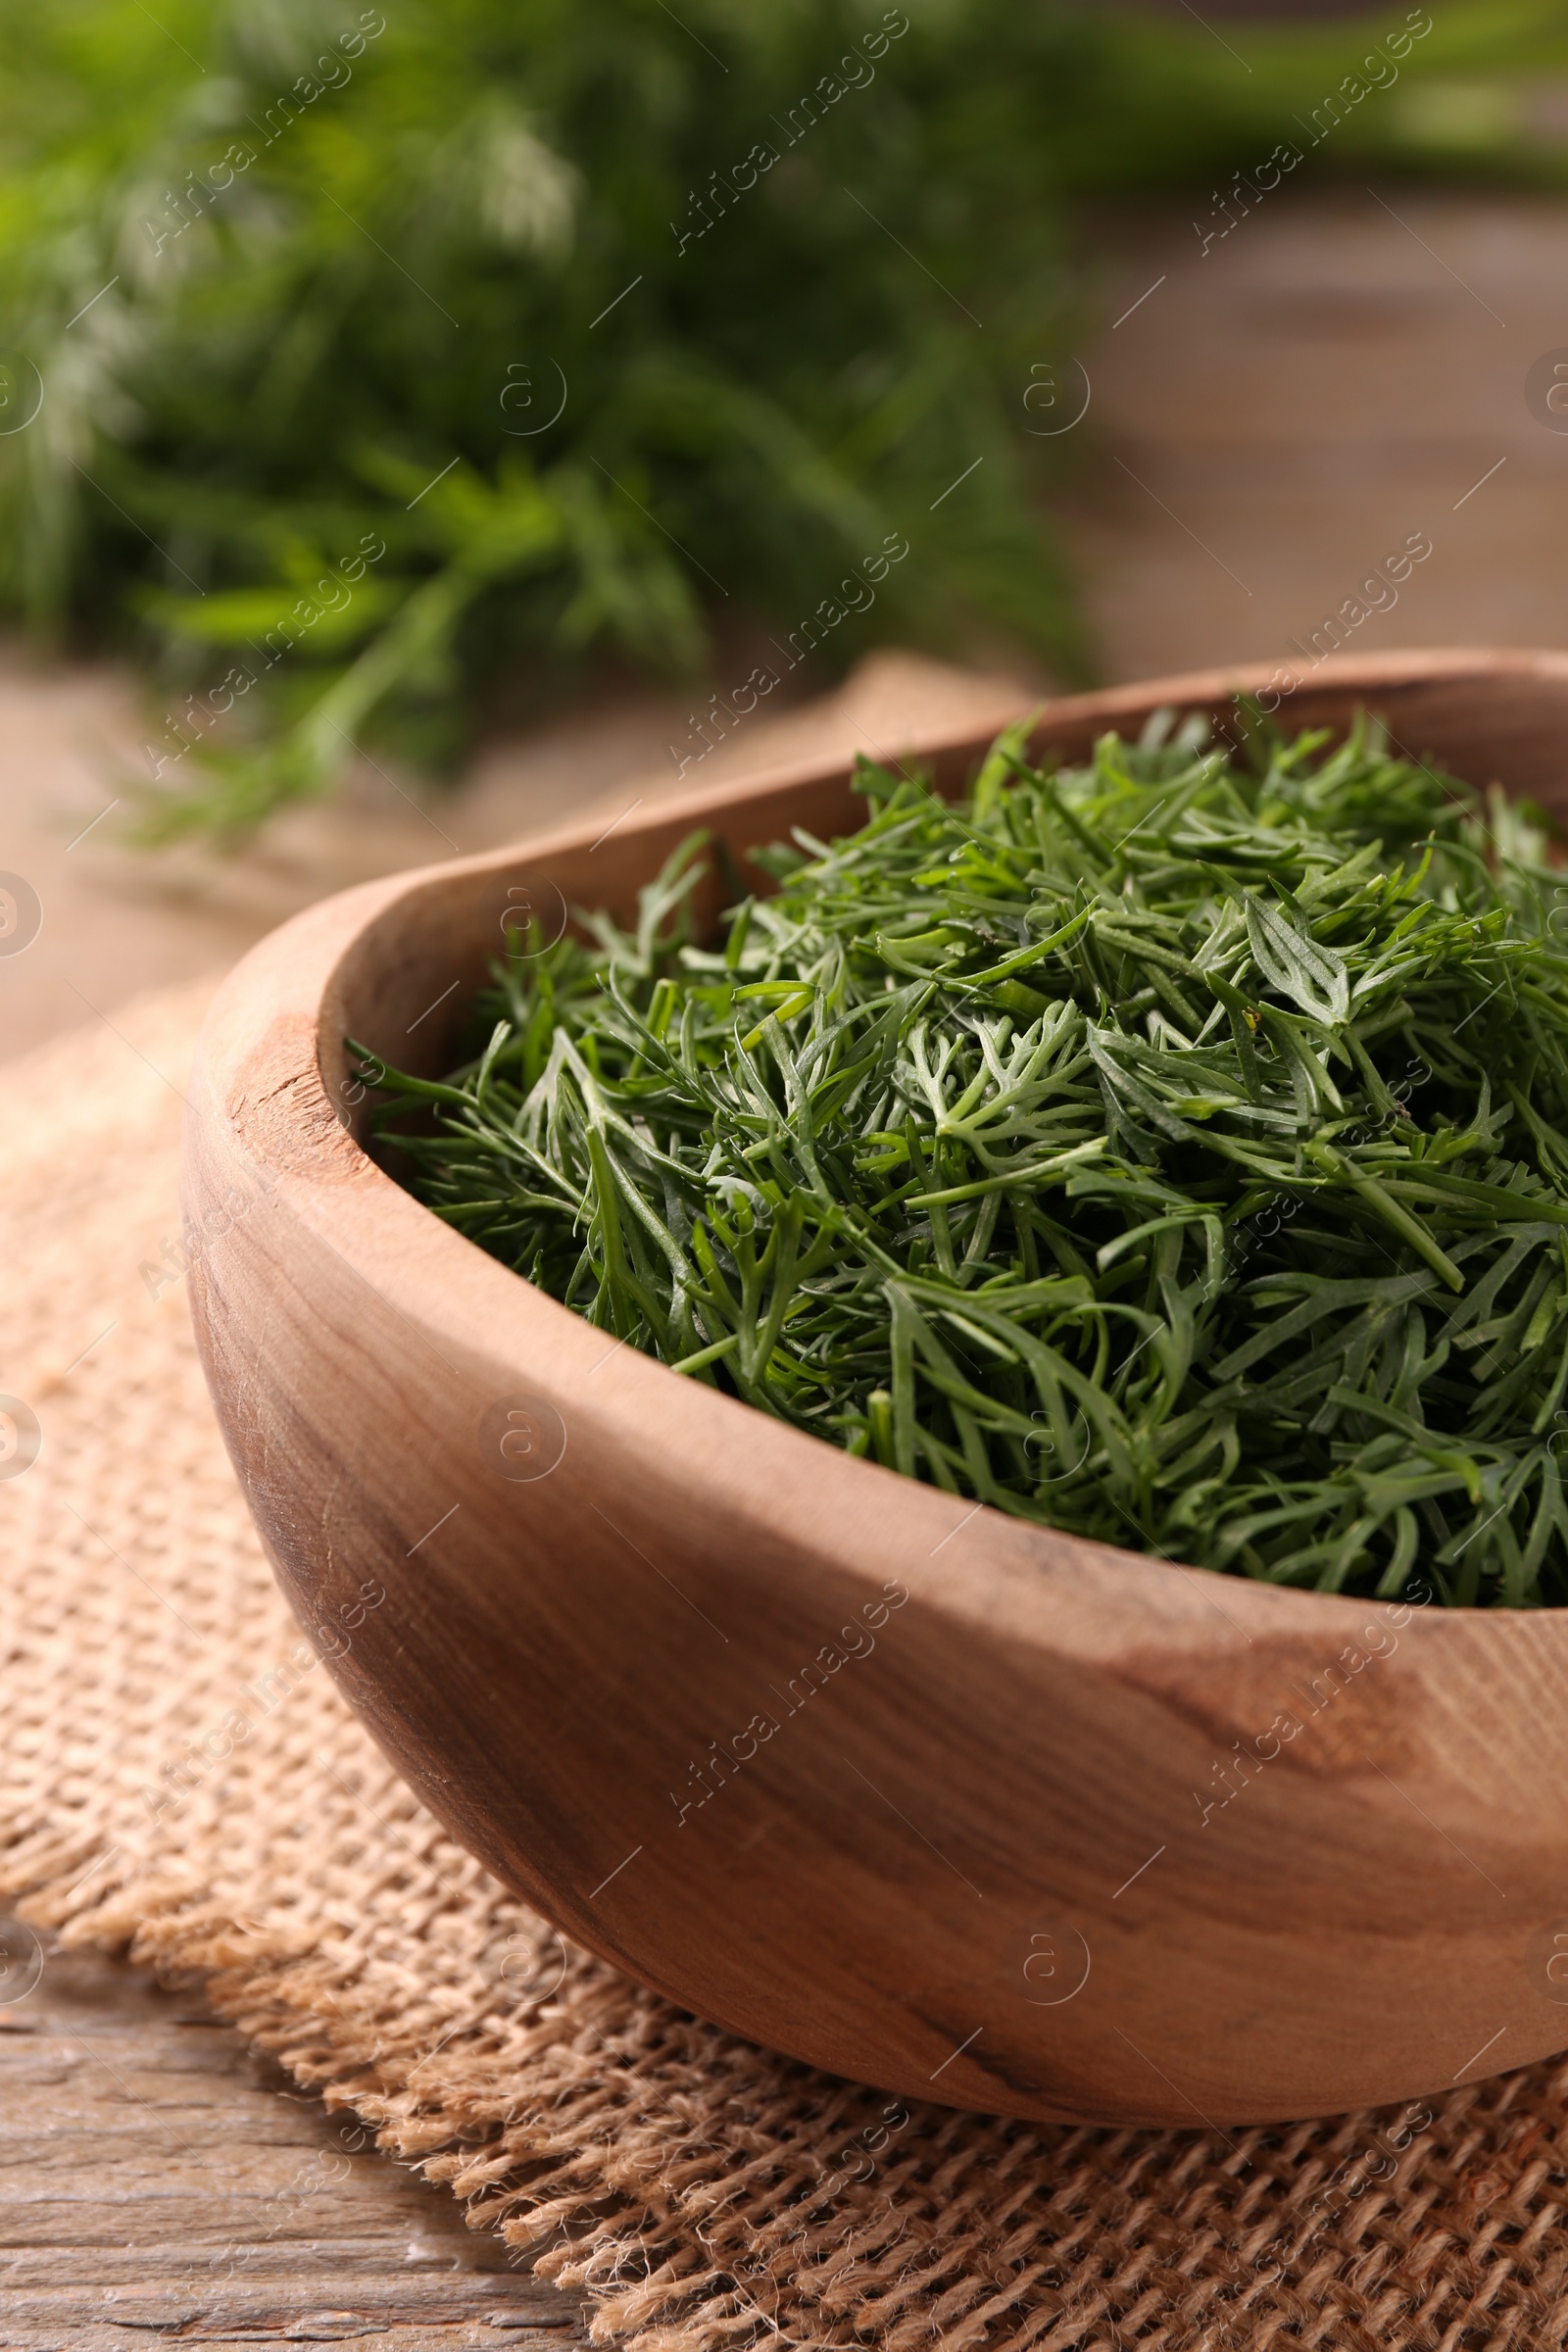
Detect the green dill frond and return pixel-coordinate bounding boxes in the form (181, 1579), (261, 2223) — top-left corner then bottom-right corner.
(364, 708), (1568, 1609)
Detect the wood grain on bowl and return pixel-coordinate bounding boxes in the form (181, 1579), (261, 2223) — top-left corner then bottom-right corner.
(182, 650), (1568, 2129)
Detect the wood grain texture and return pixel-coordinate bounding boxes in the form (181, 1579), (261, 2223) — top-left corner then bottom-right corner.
(180, 651), (1568, 2132)
(0, 1910), (584, 2350)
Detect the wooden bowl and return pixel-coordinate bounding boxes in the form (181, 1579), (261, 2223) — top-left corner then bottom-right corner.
(184, 650), (1568, 2129)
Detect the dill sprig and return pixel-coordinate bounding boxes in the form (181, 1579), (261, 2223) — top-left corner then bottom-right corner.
(361, 709), (1568, 1607)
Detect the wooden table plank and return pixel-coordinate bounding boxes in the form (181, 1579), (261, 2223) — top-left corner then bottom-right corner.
(0, 1913), (588, 2350)
(1070, 191), (1568, 682)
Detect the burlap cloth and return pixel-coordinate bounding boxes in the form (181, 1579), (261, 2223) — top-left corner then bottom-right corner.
(6, 981), (1568, 2352)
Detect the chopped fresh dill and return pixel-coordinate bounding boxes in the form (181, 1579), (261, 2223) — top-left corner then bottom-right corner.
(360, 707), (1568, 1607)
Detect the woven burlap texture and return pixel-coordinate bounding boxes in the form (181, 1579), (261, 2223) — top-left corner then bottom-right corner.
(5, 980), (1568, 2352)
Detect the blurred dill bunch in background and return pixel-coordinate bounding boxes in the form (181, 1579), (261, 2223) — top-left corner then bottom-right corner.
(1, 0), (1566, 839)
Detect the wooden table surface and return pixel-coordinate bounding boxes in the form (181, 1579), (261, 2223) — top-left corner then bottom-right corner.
(0, 1913), (587, 2351)
(6, 183), (1568, 2333)
(1072, 190), (1568, 679)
